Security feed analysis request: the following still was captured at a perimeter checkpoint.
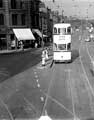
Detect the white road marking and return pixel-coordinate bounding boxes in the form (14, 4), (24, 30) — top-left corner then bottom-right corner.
(40, 97), (44, 102)
(37, 83), (40, 88)
(36, 79), (39, 82)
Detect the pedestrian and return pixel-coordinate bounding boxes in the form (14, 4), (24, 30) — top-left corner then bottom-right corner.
(45, 48), (49, 60)
(41, 49), (46, 66)
(20, 41), (24, 50)
(35, 42), (38, 48)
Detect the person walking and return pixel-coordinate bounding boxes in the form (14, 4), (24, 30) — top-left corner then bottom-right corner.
(35, 42), (38, 48)
(45, 48), (49, 60)
(41, 49), (46, 66)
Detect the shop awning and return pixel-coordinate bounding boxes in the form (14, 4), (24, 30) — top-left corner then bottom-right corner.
(13, 28), (35, 41)
(32, 29), (42, 38)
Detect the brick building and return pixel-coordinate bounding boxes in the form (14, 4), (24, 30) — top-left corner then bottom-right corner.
(0, 0), (40, 50)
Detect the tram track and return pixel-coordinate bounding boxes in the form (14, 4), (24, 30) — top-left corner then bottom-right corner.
(78, 32), (94, 117)
(39, 63), (74, 118)
(61, 29), (94, 119)
(0, 96), (14, 120)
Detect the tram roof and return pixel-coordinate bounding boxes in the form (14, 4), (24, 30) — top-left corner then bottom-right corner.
(54, 23), (71, 28)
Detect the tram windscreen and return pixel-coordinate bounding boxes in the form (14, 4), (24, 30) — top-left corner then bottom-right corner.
(58, 44), (66, 50)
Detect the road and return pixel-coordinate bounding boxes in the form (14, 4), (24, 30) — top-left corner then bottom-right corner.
(37, 28), (94, 119)
(0, 27), (94, 120)
(0, 48), (42, 82)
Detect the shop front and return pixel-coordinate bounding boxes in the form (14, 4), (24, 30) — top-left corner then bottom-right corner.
(12, 28), (35, 49)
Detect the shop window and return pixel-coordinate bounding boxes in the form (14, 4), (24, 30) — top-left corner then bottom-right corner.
(12, 14), (17, 25)
(0, 14), (4, 25)
(21, 14), (25, 25)
(0, 0), (3, 8)
(11, 0), (16, 9)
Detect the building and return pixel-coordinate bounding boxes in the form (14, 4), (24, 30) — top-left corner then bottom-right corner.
(0, 0), (40, 50)
(39, 2), (53, 41)
(30, 0), (40, 29)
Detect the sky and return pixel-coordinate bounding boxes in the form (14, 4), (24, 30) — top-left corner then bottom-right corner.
(42, 0), (94, 19)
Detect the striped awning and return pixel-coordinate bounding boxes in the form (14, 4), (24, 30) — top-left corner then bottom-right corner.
(13, 28), (35, 41)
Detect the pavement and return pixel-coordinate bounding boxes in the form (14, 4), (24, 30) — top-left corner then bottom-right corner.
(0, 44), (52, 55)
(0, 48), (38, 54)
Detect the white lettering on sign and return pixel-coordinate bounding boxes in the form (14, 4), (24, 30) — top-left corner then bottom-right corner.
(59, 35), (65, 40)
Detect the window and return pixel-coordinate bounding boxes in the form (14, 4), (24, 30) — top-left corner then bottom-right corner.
(58, 28), (66, 35)
(61, 28), (66, 35)
(58, 28), (60, 34)
(0, 14), (4, 25)
(12, 14), (17, 25)
(21, 14), (25, 25)
(54, 27), (57, 34)
(20, 1), (25, 9)
(67, 43), (71, 50)
(58, 44), (66, 50)
(67, 27), (71, 34)
(11, 0), (16, 9)
(0, 0), (3, 8)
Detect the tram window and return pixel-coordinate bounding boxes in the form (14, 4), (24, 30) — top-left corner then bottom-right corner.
(67, 27), (71, 34)
(58, 28), (60, 34)
(58, 44), (66, 50)
(67, 43), (71, 50)
(61, 28), (66, 34)
(54, 27), (57, 34)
